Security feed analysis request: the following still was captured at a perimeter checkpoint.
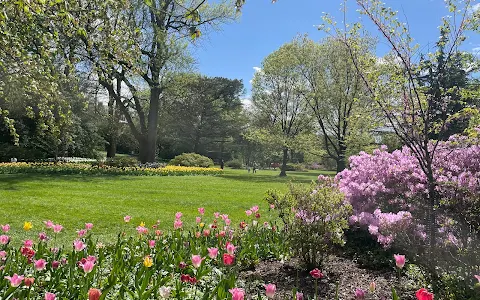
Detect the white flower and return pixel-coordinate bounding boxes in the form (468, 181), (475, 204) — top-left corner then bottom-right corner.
(159, 286), (171, 298)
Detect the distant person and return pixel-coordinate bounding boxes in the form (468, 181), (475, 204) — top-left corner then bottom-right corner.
(10, 157), (17, 163)
(220, 159), (224, 170)
(247, 166), (251, 173)
(253, 164), (257, 174)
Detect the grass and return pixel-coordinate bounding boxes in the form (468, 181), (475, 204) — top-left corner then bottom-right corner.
(0, 168), (332, 244)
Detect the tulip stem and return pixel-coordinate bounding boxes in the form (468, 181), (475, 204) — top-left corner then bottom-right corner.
(314, 279), (318, 299)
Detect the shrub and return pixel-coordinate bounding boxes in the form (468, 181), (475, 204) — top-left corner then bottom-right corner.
(104, 156), (138, 168)
(285, 163), (306, 171)
(265, 180), (352, 268)
(226, 159), (243, 169)
(168, 153), (214, 168)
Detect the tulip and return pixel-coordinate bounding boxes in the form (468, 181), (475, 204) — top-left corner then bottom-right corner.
(295, 292), (304, 300)
(416, 288), (434, 300)
(207, 247), (219, 259)
(196, 217), (201, 223)
(310, 268), (323, 279)
(173, 220), (183, 230)
(24, 277), (35, 287)
(245, 210), (252, 216)
(39, 232), (48, 241)
(369, 281), (376, 293)
(45, 292), (56, 300)
(23, 221), (33, 231)
(88, 288), (101, 300)
(1, 224), (10, 232)
(223, 253), (235, 266)
(4, 274), (24, 287)
(355, 288), (365, 300)
(136, 226), (148, 234)
(264, 283), (276, 298)
(198, 207), (205, 215)
(143, 255), (153, 268)
(51, 260), (60, 269)
(53, 224), (63, 233)
(191, 255), (203, 268)
(124, 215), (131, 223)
(0, 251), (6, 260)
(175, 212), (182, 219)
(44, 220), (54, 229)
(34, 259), (47, 271)
(475, 275), (480, 283)
(251, 205), (259, 213)
(0, 235), (10, 245)
(394, 254), (405, 269)
(148, 240), (156, 248)
(73, 240), (86, 251)
(226, 242), (236, 254)
(229, 288), (245, 300)
(24, 239), (34, 248)
(81, 260), (95, 273)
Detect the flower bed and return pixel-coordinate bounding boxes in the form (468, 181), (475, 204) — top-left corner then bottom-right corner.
(0, 163), (223, 176)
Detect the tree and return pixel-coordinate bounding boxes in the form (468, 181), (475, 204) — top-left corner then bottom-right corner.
(291, 36), (375, 172)
(322, 0), (479, 268)
(251, 44), (312, 176)
(73, 0), (236, 163)
(158, 74), (245, 160)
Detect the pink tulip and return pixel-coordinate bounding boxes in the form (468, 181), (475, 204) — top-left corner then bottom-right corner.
(270, 204), (275, 209)
(0, 251), (6, 260)
(245, 210), (252, 216)
(39, 232), (48, 241)
(198, 207), (205, 215)
(45, 292), (56, 300)
(221, 214), (229, 221)
(81, 260), (95, 273)
(148, 240), (156, 248)
(175, 212), (182, 219)
(4, 274), (24, 287)
(136, 226), (148, 234)
(77, 229), (87, 237)
(85, 223), (93, 230)
(124, 215), (131, 223)
(369, 281), (376, 292)
(24, 240), (34, 248)
(475, 275), (480, 283)
(229, 288), (245, 300)
(296, 292), (304, 300)
(44, 220), (54, 229)
(73, 240), (86, 251)
(207, 247), (219, 259)
(24, 277), (35, 287)
(34, 259), (47, 271)
(51, 260), (60, 269)
(1, 224), (10, 232)
(173, 219), (183, 230)
(310, 268), (323, 279)
(0, 235), (9, 245)
(355, 288), (365, 300)
(214, 212), (220, 218)
(191, 255), (203, 268)
(226, 242), (236, 254)
(225, 219), (231, 226)
(53, 224), (63, 233)
(196, 217), (201, 223)
(264, 283), (276, 298)
(251, 205), (259, 213)
(394, 254), (406, 269)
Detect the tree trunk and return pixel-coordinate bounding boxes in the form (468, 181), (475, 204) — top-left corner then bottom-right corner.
(336, 143), (347, 173)
(106, 135), (117, 158)
(138, 136), (149, 164)
(279, 147), (288, 177)
(145, 87), (161, 162)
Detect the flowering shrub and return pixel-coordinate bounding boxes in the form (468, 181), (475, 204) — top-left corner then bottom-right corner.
(265, 181), (352, 268)
(0, 162), (223, 176)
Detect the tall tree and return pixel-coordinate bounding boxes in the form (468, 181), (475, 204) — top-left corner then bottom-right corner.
(251, 44), (312, 176)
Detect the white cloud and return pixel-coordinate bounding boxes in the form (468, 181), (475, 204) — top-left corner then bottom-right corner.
(253, 66), (262, 73)
(472, 3), (480, 12)
(241, 95), (252, 108)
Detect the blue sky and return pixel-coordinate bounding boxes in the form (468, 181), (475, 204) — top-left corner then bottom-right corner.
(191, 0), (480, 99)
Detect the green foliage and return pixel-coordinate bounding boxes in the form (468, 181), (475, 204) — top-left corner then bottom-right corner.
(104, 156), (138, 168)
(168, 153), (214, 168)
(265, 182), (352, 268)
(225, 159), (243, 169)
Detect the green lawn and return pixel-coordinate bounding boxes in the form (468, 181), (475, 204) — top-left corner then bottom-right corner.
(0, 168), (332, 244)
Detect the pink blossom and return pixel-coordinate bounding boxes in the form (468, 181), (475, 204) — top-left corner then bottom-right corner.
(51, 261), (60, 269)
(198, 207), (205, 215)
(225, 219), (231, 226)
(77, 229), (87, 237)
(207, 247), (218, 259)
(221, 214), (229, 221)
(80, 260), (95, 273)
(148, 240), (156, 248)
(214, 212), (220, 218)
(0, 251), (6, 260)
(191, 255), (203, 268)
(264, 283), (276, 298)
(229, 288), (245, 300)
(124, 215), (131, 223)
(4, 274), (24, 287)
(136, 226), (148, 234)
(474, 275), (480, 283)
(296, 292), (304, 300)
(45, 292), (56, 300)
(226, 242), (236, 254)
(38, 232), (48, 241)
(53, 224), (63, 233)
(394, 254), (405, 269)
(173, 219), (183, 230)
(24, 239), (34, 248)
(355, 288), (365, 300)
(0, 235), (9, 245)
(85, 223), (93, 230)
(270, 204), (275, 209)
(73, 240), (86, 251)
(196, 217), (201, 223)
(251, 206), (259, 213)
(34, 259), (47, 271)
(44, 220), (54, 229)
(175, 212), (182, 219)
(1, 224), (10, 232)
(245, 210), (252, 216)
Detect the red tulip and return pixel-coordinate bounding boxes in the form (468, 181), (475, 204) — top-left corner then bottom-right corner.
(416, 288), (434, 300)
(223, 253), (235, 266)
(310, 268), (323, 279)
(88, 288), (101, 300)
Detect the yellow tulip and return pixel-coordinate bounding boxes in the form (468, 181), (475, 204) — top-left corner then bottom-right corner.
(23, 221), (33, 231)
(143, 255), (153, 268)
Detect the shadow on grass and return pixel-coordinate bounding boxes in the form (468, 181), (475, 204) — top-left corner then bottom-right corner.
(0, 173), (135, 191)
(220, 170), (334, 184)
